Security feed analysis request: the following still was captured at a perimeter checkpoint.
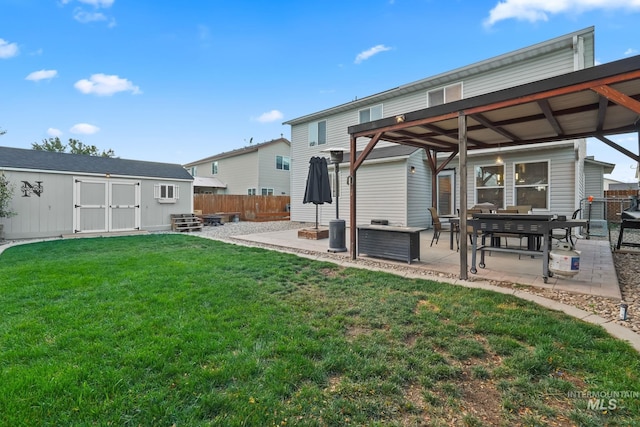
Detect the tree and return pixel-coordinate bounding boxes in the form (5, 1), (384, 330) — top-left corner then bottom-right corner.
(32, 137), (115, 157)
(0, 173), (16, 219)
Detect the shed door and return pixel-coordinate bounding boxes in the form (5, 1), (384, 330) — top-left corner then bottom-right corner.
(110, 181), (141, 231)
(74, 179), (141, 233)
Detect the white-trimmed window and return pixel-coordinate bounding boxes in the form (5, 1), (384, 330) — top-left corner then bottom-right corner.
(308, 120), (327, 146)
(248, 188), (256, 195)
(276, 155), (290, 171)
(427, 82), (463, 107)
(475, 164), (504, 209)
(154, 183), (179, 203)
(514, 161), (549, 209)
(359, 104), (383, 124)
(190, 166), (197, 176)
(211, 161), (218, 175)
(261, 188), (274, 196)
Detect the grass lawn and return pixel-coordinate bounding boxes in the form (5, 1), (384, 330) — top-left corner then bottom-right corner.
(0, 234), (638, 426)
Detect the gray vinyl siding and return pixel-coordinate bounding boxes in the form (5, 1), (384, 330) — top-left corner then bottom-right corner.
(407, 153), (431, 228)
(257, 141), (291, 195)
(217, 151), (259, 194)
(354, 160), (407, 227)
(456, 143), (578, 217)
(288, 28), (593, 226)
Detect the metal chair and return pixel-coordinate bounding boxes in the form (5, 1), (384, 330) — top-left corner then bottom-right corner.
(552, 208), (582, 247)
(428, 207), (451, 247)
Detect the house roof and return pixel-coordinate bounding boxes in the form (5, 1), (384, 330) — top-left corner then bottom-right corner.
(0, 146), (194, 180)
(183, 137), (290, 167)
(193, 176), (227, 188)
(284, 27), (594, 126)
(585, 156), (615, 174)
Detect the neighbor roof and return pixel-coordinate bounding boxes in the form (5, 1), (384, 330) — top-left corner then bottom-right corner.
(0, 146), (194, 180)
(184, 137), (290, 167)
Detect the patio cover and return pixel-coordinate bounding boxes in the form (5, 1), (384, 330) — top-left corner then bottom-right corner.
(347, 54), (640, 279)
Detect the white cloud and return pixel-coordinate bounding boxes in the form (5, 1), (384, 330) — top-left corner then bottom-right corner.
(78, 0), (114, 7)
(624, 48), (638, 56)
(26, 69), (58, 81)
(484, 0), (640, 28)
(354, 44), (392, 64)
(70, 123), (100, 135)
(74, 73), (141, 96)
(47, 128), (63, 137)
(0, 38), (19, 59)
(256, 110), (284, 123)
(73, 9), (107, 23)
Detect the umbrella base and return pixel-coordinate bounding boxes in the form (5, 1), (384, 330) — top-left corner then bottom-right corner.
(298, 228), (329, 240)
(328, 219), (347, 253)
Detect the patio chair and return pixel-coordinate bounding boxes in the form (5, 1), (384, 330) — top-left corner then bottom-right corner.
(552, 208), (582, 247)
(428, 207), (451, 247)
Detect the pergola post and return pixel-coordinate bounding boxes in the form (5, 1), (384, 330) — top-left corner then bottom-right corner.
(458, 112), (468, 280)
(349, 135), (357, 260)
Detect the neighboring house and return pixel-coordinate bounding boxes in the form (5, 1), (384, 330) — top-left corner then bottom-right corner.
(285, 27), (600, 228)
(0, 146), (194, 240)
(184, 137), (291, 196)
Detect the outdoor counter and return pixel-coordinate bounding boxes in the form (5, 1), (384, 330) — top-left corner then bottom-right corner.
(357, 225), (426, 264)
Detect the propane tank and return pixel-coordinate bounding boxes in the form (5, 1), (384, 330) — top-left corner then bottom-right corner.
(549, 243), (580, 277)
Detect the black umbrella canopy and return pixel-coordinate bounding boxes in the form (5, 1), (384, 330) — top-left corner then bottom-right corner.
(303, 156), (332, 205)
(303, 156), (332, 229)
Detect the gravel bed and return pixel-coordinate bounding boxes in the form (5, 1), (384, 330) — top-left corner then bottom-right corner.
(190, 220), (640, 335)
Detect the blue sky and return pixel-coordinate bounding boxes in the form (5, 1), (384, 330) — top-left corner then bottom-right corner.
(1, 0), (640, 182)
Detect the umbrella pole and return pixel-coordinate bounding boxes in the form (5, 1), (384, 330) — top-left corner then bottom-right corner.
(315, 204), (319, 229)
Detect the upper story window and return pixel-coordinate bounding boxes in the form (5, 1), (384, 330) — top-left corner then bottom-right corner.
(475, 164), (504, 209)
(308, 120), (327, 146)
(359, 104), (383, 124)
(514, 161), (549, 209)
(189, 166), (197, 176)
(211, 161), (218, 175)
(261, 188), (274, 196)
(247, 188), (256, 195)
(154, 183), (179, 203)
(276, 155), (290, 171)
(427, 82), (463, 107)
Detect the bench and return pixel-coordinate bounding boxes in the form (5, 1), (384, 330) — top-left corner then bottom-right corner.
(170, 214), (203, 232)
(254, 212), (290, 222)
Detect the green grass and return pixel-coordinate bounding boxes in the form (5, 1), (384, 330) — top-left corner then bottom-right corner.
(0, 234), (638, 426)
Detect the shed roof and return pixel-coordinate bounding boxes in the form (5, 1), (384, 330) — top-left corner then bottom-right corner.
(0, 146), (193, 181)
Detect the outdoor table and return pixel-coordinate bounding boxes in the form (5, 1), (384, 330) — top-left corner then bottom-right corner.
(468, 213), (587, 282)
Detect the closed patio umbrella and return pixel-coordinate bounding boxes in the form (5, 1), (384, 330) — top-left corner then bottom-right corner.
(303, 156), (332, 229)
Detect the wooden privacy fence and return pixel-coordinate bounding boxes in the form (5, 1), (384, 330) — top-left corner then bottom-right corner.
(193, 194), (290, 221)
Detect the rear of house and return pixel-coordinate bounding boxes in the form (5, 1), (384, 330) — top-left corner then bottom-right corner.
(285, 27), (597, 228)
(0, 146), (194, 240)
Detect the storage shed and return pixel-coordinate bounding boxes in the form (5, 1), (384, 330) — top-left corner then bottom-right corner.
(0, 146), (194, 240)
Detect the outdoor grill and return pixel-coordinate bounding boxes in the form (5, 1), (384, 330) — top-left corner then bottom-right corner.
(469, 213), (587, 283)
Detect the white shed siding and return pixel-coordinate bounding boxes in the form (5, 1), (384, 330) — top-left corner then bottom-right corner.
(0, 170), (191, 239)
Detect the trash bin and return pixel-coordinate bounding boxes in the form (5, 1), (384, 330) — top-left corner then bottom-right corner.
(328, 219), (347, 253)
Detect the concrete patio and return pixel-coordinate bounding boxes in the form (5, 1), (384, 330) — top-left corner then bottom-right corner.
(232, 226), (621, 300)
